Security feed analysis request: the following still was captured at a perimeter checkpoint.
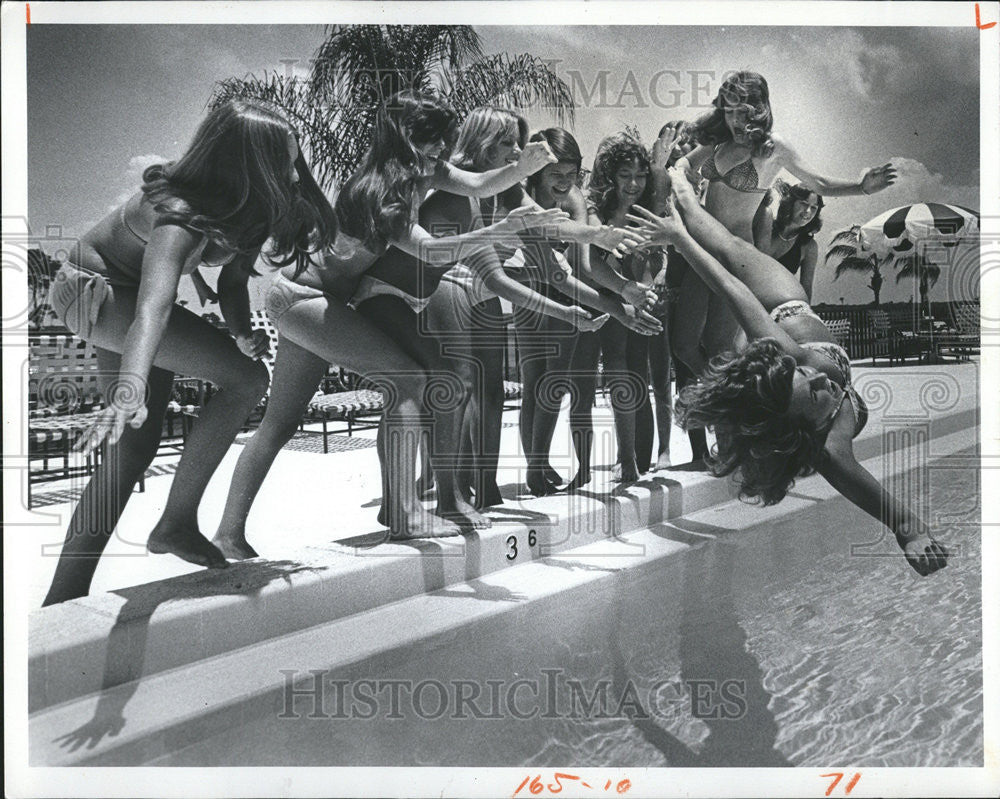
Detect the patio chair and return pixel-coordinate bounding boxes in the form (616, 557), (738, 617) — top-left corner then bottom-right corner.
(937, 300), (980, 361)
(887, 306), (924, 363)
(27, 335), (137, 507)
(867, 309), (916, 366)
(825, 318), (851, 354)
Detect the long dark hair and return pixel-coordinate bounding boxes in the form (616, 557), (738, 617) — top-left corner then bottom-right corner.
(691, 71), (774, 158)
(586, 132), (655, 220)
(526, 127), (583, 196)
(773, 180), (824, 239)
(675, 338), (825, 505)
(335, 90), (458, 251)
(141, 98), (336, 275)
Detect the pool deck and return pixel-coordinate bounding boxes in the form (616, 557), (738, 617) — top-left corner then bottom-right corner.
(22, 361), (982, 765)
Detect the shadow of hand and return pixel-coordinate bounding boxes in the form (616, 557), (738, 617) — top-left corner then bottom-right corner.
(53, 712), (125, 752)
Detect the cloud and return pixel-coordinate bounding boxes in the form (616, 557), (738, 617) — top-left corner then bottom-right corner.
(107, 154), (168, 210)
(818, 30), (905, 101)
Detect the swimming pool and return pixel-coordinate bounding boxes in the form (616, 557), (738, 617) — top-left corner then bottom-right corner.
(152, 447), (981, 768)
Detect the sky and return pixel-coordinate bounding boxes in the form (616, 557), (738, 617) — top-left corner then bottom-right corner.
(25, 23), (981, 307)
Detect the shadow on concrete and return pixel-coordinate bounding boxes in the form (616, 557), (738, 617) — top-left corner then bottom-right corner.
(50, 559), (322, 755)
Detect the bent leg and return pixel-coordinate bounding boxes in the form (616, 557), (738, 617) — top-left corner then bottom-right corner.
(274, 294), (459, 539)
(213, 335), (327, 558)
(43, 357), (175, 605)
(357, 295), (485, 529)
(86, 288), (267, 569)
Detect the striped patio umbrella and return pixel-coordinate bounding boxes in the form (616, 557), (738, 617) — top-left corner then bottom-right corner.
(860, 203), (979, 257)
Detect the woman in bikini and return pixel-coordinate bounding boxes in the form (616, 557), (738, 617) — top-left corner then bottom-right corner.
(351, 106), (615, 526)
(42, 99), (337, 604)
(513, 127), (662, 496)
(626, 168), (948, 577)
(583, 132), (666, 485)
(211, 91), (569, 554)
(410, 113), (654, 506)
(753, 179), (824, 301)
(668, 71), (896, 376)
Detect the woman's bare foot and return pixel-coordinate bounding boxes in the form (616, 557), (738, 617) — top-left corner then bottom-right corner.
(526, 469), (559, 497)
(650, 451), (672, 471)
(148, 520), (229, 569)
(611, 460), (640, 484)
(543, 465), (566, 486)
(389, 506), (463, 540)
(211, 531), (259, 560)
(438, 496), (492, 529)
(566, 469), (591, 492)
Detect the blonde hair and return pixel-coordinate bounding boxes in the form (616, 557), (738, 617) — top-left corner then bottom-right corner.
(450, 106), (528, 171)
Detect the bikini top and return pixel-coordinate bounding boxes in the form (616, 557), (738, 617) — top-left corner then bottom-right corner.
(349, 192), (478, 313)
(700, 145), (766, 194)
(800, 341), (869, 438)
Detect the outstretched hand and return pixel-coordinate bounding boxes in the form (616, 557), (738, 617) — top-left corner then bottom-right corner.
(74, 400), (148, 455)
(503, 205), (571, 234)
(617, 304), (662, 336)
(568, 308), (609, 332)
(621, 279), (657, 310)
(861, 163), (897, 195)
(897, 525), (949, 577)
(517, 140), (558, 175)
(625, 202), (688, 248)
(236, 329), (271, 360)
(591, 224), (647, 259)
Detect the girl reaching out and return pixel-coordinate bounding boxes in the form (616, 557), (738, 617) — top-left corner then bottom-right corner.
(626, 168), (947, 577)
(211, 91), (569, 554)
(584, 132), (666, 485)
(667, 71), (896, 375)
(43, 99), (337, 604)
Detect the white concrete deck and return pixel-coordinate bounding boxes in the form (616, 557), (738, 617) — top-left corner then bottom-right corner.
(24, 362), (980, 765)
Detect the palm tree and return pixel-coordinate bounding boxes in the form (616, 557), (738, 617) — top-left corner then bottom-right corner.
(210, 25), (574, 191)
(894, 253), (941, 317)
(826, 225), (890, 306)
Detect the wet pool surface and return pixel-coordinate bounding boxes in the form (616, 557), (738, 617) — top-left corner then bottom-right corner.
(159, 448), (981, 767)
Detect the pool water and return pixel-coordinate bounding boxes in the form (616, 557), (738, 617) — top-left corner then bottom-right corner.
(158, 448), (981, 767)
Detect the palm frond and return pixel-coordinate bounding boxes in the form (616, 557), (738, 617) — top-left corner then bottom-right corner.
(894, 256), (942, 286)
(833, 255), (876, 281)
(444, 52), (574, 126)
(825, 244), (861, 263)
(828, 225), (863, 247)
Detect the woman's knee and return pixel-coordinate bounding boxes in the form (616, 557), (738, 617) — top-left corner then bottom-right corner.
(387, 370), (428, 410)
(216, 358), (270, 401)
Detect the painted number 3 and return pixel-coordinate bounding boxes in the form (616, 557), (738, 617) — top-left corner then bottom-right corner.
(506, 530), (538, 560)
